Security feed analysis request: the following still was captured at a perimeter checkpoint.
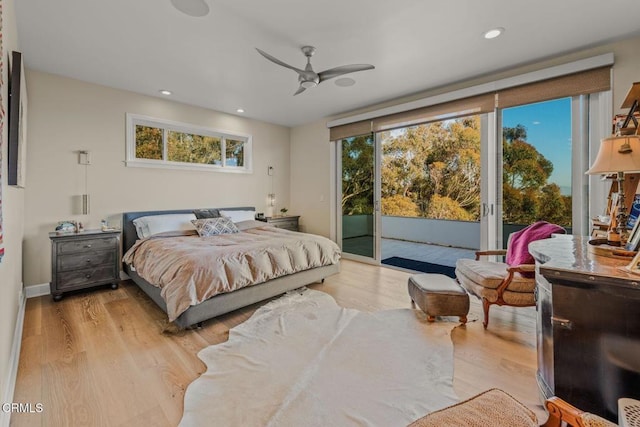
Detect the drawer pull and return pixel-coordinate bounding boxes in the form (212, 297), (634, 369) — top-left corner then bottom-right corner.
(86, 259), (92, 263)
(551, 316), (572, 330)
(84, 244), (92, 248)
(85, 273), (92, 279)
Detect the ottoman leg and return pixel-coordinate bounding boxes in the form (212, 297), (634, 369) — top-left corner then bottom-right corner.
(459, 315), (467, 324)
(427, 315), (436, 322)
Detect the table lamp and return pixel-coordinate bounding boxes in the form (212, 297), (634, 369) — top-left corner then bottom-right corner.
(587, 135), (640, 245)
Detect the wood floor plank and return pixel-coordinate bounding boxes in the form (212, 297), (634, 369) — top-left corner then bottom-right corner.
(42, 352), (108, 427)
(13, 259), (545, 426)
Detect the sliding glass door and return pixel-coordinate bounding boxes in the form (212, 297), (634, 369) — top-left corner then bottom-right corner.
(339, 133), (378, 261)
(379, 116), (483, 266)
(335, 94), (601, 266)
(500, 98), (574, 245)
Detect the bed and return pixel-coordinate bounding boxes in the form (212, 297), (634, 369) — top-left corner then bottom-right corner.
(122, 208), (341, 328)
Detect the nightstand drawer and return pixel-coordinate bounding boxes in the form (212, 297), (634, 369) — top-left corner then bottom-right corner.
(57, 266), (115, 289)
(272, 219), (297, 230)
(57, 237), (117, 254)
(57, 250), (115, 272)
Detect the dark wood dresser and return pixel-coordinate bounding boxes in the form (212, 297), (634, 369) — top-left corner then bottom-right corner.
(529, 235), (640, 422)
(258, 215), (300, 231)
(49, 229), (121, 301)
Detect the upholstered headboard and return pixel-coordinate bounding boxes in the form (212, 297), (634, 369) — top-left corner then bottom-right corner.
(121, 207), (255, 269)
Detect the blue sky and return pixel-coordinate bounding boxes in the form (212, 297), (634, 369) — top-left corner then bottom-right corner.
(502, 97), (572, 194)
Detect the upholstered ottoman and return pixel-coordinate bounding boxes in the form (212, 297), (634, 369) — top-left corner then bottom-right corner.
(408, 273), (470, 324)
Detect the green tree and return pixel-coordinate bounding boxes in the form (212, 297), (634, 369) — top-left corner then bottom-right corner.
(135, 125), (163, 160)
(503, 139), (553, 191)
(502, 125), (571, 227)
(538, 184), (569, 225)
(342, 135), (374, 215)
(381, 116), (481, 219)
(382, 195), (420, 216)
(426, 195), (475, 220)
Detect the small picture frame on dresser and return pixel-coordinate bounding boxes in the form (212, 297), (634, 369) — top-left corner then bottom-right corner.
(626, 219), (640, 251)
(622, 251), (640, 276)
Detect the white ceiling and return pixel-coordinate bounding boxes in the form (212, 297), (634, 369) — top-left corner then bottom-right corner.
(15, 0), (640, 127)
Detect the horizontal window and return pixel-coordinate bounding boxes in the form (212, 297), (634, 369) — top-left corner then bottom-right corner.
(125, 114), (252, 173)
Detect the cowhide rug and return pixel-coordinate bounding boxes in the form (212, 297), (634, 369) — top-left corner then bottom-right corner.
(180, 288), (458, 426)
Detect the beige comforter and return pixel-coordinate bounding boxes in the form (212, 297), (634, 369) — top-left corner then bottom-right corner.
(122, 224), (341, 321)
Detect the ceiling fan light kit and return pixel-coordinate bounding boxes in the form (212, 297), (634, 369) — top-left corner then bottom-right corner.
(256, 46), (374, 95)
(170, 0), (210, 17)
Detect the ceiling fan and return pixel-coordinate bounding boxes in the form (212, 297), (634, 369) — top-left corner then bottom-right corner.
(256, 46), (375, 95)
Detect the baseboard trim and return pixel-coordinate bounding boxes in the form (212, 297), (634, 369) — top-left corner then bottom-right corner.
(24, 283), (50, 298)
(25, 272), (128, 299)
(1, 287), (26, 427)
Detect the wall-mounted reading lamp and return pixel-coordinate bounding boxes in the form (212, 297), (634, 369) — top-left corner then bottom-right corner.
(78, 150), (91, 215)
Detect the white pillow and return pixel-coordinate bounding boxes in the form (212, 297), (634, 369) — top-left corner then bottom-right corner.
(235, 220), (268, 231)
(133, 213), (196, 239)
(219, 209), (256, 223)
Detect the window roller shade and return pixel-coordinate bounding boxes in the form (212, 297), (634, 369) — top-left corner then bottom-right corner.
(329, 120), (372, 141)
(372, 94), (495, 132)
(497, 66), (611, 109)
(328, 63), (611, 140)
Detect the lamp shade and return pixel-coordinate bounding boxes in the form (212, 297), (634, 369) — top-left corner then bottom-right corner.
(587, 135), (640, 175)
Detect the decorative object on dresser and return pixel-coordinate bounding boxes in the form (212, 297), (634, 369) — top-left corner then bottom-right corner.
(257, 214), (299, 231)
(49, 229), (121, 301)
(587, 82), (640, 247)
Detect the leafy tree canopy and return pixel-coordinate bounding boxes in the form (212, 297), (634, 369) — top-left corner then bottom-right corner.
(340, 120), (571, 228)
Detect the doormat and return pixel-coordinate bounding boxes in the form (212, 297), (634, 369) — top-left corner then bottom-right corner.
(382, 257), (456, 278)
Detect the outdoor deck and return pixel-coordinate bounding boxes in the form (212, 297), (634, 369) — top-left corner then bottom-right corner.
(342, 236), (476, 268)
(382, 238), (476, 267)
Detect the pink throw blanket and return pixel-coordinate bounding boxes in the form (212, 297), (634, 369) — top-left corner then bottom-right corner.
(506, 221), (566, 266)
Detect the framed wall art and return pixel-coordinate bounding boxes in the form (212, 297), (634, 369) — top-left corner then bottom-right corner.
(8, 50), (27, 188)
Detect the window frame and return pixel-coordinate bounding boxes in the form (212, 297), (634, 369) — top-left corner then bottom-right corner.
(125, 113), (253, 174)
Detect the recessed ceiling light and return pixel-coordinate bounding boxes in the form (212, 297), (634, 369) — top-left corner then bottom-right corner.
(236, 108), (245, 113)
(335, 77), (356, 87)
(159, 89), (172, 95)
(170, 0), (210, 17)
(483, 27), (505, 39)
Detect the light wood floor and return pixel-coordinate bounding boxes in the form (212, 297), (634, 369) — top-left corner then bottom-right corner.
(12, 260), (545, 426)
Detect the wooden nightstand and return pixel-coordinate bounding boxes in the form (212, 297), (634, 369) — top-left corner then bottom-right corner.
(49, 229), (121, 301)
(258, 215), (300, 231)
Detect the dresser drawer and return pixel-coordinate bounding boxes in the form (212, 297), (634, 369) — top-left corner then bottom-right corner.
(57, 266), (116, 289)
(57, 250), (115, 272)
(272, 220), (297, 230)
(57, 237), (117, 254)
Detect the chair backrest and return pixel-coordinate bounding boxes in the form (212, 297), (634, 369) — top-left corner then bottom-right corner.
(619, 398), (640, 427)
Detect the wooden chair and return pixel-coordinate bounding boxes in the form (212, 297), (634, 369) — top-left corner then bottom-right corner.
(454, 243), (536, 328)
(544, 396), (617, 427)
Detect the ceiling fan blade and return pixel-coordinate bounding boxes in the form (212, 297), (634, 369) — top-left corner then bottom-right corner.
(293, 85), (306, 96)
(318, 64), (375, 83)
(256, 48), (305, 75)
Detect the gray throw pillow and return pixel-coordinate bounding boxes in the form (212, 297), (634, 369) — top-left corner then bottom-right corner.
(193, 208), (220, 219)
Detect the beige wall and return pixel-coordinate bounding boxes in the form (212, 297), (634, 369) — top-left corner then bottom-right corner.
(290, 34), (640, 238)
(0, 0), (23, 405)
(290, 120), (333, 237)
(23, 71), (291, 286)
